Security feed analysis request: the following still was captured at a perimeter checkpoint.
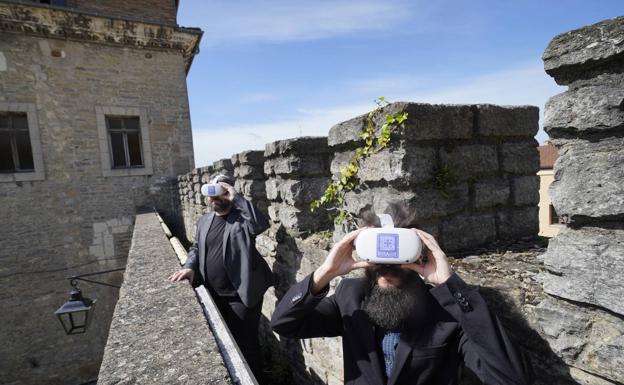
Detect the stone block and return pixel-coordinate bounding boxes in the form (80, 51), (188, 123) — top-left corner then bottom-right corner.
(265, 178), (280, 201)
(550, 138), (624, 221)
(440, 144), (498, 181)
(500, 140), (539, 174)
(279, 178), (329, 207)
(328, 102), (473, 147)
(496, 207), (538, 240)
(390, 102), (475, 141)
(440, 213), (497, 252)
(235, 179), (266, 199)
(264, 154), (330, 177)
(535, 295), (624, 383)
(276, 204), (331, 234)
(543, 16), (624, 85)
(476, 104), (539, 137)
(265, 136), (330, 158)
(473, 178), (510, 208)
(343, 184), (469, 222)
(200, 171), (212, 183)
(331, 147), (436, 185)
(212, 158), (233, 174)
(234, 164), (264, 180)
(542, 226), (624, 316)
(232, 150), (265, 166)
(511, 175), (539, 206)
(327, 113), (368, 147)
(545, 74), (624, 137)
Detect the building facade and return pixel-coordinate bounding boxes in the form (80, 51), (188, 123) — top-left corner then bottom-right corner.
(537, 144), (561, 237)
(0, 1), (201, 384)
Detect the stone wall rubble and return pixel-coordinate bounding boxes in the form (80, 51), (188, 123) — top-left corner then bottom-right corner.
(537, 15), (624, 385)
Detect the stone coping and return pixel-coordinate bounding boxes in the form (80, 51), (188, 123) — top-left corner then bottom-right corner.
(98, 212), (232, 384)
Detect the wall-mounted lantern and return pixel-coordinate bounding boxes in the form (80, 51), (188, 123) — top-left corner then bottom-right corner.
(54, 268), (124, 335)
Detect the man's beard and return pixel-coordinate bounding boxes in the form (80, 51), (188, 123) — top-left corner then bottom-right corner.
(363, 265), (429, 331)
(211, 199), (232, 214)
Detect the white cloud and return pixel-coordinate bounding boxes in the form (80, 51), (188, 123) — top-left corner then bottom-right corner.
(192, 61), (565, 167)
(180, 0), (415, 46)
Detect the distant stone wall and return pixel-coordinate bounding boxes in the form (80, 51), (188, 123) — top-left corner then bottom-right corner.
(98, 212), (232, 385)
(535, 16), (624, 385)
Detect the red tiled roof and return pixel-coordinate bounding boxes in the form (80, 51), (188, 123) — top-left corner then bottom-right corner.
(539, 144), (559, 169)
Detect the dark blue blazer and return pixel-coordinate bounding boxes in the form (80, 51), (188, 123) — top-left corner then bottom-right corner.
(271, 273), (533, 385)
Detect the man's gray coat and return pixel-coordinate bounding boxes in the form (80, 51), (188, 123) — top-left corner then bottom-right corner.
(183, 194), (272, 307)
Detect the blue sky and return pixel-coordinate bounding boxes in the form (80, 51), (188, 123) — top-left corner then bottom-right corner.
(178, 1), (623, 167)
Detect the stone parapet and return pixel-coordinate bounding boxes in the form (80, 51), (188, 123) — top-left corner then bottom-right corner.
(98, 212), (232, 385)
(538, 15), (624, 385)
(264, 137), (332, 236)
(328, 102), (540, 251)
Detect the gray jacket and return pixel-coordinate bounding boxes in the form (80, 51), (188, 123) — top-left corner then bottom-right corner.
(183, 194), (272, 307)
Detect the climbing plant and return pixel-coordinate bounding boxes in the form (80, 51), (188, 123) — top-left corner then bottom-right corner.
(310, 97), (408, 224)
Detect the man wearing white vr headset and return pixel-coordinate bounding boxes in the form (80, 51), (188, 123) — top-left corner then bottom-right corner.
(271, 212), (533, 385)
(169, 174), (272, 379)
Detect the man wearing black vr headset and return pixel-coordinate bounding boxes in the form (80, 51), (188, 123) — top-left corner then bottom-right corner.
(169, 174), (272, 379)
(271, 224), (533, 385)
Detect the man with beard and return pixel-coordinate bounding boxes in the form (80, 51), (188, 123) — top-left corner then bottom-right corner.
(270, 228), (533, 385)
(169, 174), (272, 380)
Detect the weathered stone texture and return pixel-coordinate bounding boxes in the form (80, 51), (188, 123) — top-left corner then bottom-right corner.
(98, 213), (231, 385)
(67, 0), (179, 25)
(549, 138), (624, 222)
(545, 74), (624, 136)
(0, 27), (195, 385)
(543, 16), (624, 85)
(535, 296), (624, 384)
(329, 102), (539, 252)
(500, 140), (540, 174)
(543, 226), (624, 316)
(539, 16), (624, 385)
(439, 144), (498, 180)
(477, 104), (540, 137)
(473, 178), (510, 208)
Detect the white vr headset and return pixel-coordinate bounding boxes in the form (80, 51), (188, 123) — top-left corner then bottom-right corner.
(354, 214), (422, 264)
(200, 176), (227, 197)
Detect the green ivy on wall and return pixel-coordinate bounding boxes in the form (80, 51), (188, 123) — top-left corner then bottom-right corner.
(310, 98), (408, 224)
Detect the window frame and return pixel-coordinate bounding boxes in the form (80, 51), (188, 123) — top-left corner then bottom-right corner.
(0, 103), (45, 183)
(105, 116), (144, 169)
(96, 106), (153, 177)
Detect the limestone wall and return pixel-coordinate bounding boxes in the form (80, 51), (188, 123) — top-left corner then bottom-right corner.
(0, 4), (198, 384)
(534, 16), (624, 385)
(329, 102), (540, 251)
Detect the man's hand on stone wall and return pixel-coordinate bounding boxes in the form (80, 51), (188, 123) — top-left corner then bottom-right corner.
(168, 268), (194, 283)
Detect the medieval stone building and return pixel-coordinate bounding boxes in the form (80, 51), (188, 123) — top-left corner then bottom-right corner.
(0, 1), (201, 384)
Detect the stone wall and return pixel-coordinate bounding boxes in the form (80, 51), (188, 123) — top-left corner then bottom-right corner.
(67, 0), (179, 25)
(176, 104), (543, 383)
(0, 3), (199, 384)
(329, 102), (540, 251)
(98, 212), (232, 385)
(535, 16), (624, 385)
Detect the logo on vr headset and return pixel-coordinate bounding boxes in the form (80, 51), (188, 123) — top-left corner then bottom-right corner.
(376, 233), (399, 258)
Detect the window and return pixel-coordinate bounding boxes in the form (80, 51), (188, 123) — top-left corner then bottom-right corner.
(549, 204), (562, 225)
(95, 106), (153, 177)
(0, 112), (35, 173)
(106, 116), (144, 169)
